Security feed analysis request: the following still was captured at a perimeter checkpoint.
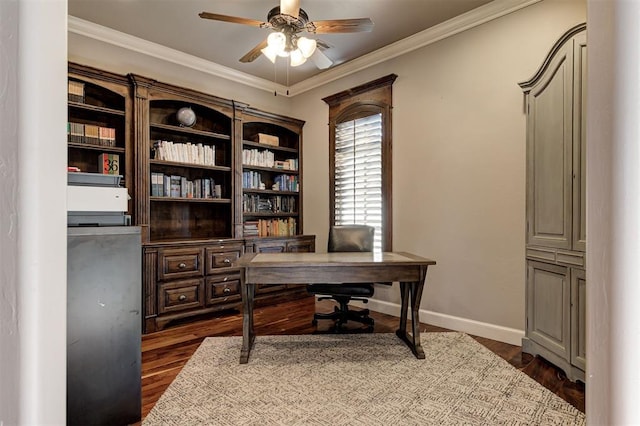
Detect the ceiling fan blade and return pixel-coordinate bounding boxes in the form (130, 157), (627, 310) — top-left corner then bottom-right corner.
(239, 39), (269, 63)
(199, 12), (267, 28)
(309, 18), (374, 34)
(311, 49), (333, 69)
(280, 0), (300, 18)
(316, 39), (332, 50)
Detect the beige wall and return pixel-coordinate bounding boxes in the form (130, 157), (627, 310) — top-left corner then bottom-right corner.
(68, 33), (293, 117)
(293, 0), (586, 338)
(68, 0), (586, 342)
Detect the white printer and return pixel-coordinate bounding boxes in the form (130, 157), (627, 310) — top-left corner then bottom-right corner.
(67, 172), (129, 226)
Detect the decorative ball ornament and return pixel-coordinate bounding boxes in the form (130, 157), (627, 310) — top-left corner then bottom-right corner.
(176, 107), (196, 127)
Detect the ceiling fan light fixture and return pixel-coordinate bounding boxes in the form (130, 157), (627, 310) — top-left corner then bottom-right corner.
(267, 31), (286, 52)
(260, 45), (278, 63)
(297, 36), (317, 58)
(290, 49), (307, 67)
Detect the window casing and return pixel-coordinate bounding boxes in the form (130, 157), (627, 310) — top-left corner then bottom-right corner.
(323, 74), (396, 252)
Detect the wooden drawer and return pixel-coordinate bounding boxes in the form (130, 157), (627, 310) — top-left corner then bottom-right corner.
(158, 278), (205, 314)
(205, 244), (243, 274)
(206, 273), (241, 305)
(158, 247), (204, 280)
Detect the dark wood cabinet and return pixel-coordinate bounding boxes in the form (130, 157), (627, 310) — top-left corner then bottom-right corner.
(238, 107), (305, 239)
(68, 65), (314, 333)
(67, 63), (133, 215)
(143, 236), (314, 332)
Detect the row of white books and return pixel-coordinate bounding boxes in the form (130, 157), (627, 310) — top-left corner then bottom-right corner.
(242, 149), (298, 171)
(153, 140), (215, 166)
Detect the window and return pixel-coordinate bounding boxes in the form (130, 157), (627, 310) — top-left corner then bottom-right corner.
(323, 74), (396, 252)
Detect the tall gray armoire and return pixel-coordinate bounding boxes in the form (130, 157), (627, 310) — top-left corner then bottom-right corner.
(519, 23), (586, 383)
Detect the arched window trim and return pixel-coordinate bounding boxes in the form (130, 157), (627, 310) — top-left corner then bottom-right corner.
(323, 74), (396, 251)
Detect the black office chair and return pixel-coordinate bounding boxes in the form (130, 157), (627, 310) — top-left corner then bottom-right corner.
(307, 225), (375, 332)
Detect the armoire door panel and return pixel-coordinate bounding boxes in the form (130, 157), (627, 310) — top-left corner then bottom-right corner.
(527, 43), (573, 249)
(527, 260), (570, 360)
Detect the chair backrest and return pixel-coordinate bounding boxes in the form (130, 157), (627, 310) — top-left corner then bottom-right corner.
(328, 225), (374, 253)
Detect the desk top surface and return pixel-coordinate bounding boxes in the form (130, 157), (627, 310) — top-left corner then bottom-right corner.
(236, 251), (436, 268)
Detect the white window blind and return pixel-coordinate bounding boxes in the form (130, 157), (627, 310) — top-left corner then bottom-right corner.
(334, 113), (383, 251)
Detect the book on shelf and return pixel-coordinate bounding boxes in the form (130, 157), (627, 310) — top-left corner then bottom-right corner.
(255, 133), (279, 146)
(153, 140), (215, 166)
(99, 153), (120, 175)
(242, 171), (265, 190)
(68, 80), (85, 103)
(170, 175), (181, 198)
(251, 217), (296, 237)
(67, 122), (116, 147)
(272, 174), (299, 192)
(274, 159), (298, 171)
(151, 172), (220, 199)
(243, 194), (296, 213)
(242, 148), (275, 168)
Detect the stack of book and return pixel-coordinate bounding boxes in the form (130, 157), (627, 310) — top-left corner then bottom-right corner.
(150, 172), (221, 199)
(67, 122), (116, 147)
(242, 171), (265, 190)
(243, 221), (260, 237)
(273, 175), (299, 192)
(242, 148), (275, 168)
(274, 159), (298, 171)
(68, 80), (85, 103)
(153, 140), (215, 166)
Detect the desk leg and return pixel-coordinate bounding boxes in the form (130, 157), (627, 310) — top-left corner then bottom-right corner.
(396, 266), (428, 359)
(240, 272), (255, 364)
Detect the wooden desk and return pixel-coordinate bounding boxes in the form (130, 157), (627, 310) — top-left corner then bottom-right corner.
(236, 251), (436, 363)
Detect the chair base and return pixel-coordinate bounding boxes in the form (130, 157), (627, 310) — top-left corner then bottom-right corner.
(312, 300), (374, 333)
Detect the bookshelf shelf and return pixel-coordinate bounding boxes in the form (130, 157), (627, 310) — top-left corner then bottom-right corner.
(150, 159), (231, 172)
(150, 196), (231, 204)
(68, 142), (126, 153)
(242, 140), (298, 153)
(242, 164), (299, 175)
(68, 101), (125, 117)
(242, 188), (299, 195)
(151, 122), (230, 141)
(243, 212), (298, 217)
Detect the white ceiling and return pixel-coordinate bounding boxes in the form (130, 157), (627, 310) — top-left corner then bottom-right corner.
(68, 0), (499, 88)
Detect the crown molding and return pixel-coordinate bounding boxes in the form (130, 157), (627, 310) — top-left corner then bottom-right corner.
(67, 15), (287, 94)
(288, 0), (542, 96)
(69, 0), (540, 98)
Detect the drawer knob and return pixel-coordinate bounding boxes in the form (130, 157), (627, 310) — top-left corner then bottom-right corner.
(178, 262), (187, 269)
(223, 258), (231, 264)
(178, 294), (187, 301)
(223, 287), (231, 294)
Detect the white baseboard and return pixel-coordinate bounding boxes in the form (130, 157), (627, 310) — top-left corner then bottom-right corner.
(349, 298), (525, 346)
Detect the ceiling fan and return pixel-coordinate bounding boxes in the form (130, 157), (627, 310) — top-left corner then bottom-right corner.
(199, 0), (373, 69)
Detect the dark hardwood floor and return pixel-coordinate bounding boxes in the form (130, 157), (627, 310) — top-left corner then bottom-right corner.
(141, 296), (585, 420)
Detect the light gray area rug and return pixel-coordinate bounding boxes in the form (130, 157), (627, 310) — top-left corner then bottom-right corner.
(144, 332), (585, 425)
